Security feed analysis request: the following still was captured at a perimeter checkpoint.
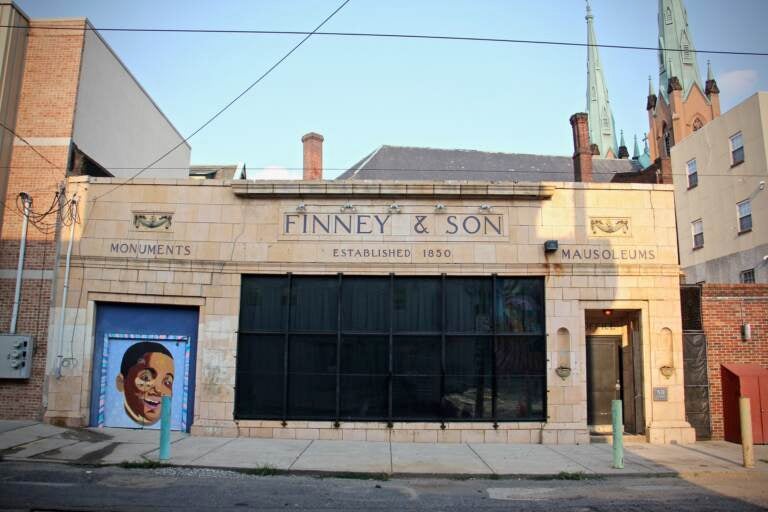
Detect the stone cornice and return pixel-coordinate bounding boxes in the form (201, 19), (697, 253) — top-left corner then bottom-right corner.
(230, 181), (555, 199)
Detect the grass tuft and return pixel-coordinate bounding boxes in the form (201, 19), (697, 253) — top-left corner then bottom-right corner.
(238, 465), (284, 476)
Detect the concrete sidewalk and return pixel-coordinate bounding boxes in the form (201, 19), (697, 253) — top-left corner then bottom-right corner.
(1, 421), (767, 477)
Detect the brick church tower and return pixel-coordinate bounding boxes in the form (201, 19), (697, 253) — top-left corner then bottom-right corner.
(646, 0), (721, 179)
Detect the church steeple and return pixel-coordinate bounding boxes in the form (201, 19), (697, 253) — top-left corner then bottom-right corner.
(585, 0), (618, 158)
(658, 0), (704, 99)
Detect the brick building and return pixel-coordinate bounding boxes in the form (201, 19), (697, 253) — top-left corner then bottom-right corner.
(0, 2), (189, 419)
(683, 285), (768, 440)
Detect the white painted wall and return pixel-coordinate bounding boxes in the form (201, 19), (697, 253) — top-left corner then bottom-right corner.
(72, 28), (190, 178)
(672, 92), (768, 283)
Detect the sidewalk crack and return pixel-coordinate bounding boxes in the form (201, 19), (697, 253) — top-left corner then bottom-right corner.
(544, 445), (594, 474)
(186, 437), (238, 464)
(466, 443), (495, 475)
(288, 439), (313, 470)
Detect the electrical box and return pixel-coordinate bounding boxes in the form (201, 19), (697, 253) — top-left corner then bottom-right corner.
(0, 334), (33, 379)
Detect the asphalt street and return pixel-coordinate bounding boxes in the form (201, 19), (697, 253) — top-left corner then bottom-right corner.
(0, 461), (767, 511)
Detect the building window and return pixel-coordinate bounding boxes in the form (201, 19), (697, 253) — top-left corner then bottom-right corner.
(737, 199), (752, 233)
(664, 6), (672, 24)
(730, 132), (744, 166)
(663, 127), (673, 157)
(234, 275), (546, 422)
(686, 159), (698, 189)
(692, 118), (703, 131)
(681, 32), (693, 63)
(740, 269), (755, 284)
(692, 219), (704, 249)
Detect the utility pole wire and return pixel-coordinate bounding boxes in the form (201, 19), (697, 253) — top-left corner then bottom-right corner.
(92, 0), (352, 200)
(1, 25), (766, 56)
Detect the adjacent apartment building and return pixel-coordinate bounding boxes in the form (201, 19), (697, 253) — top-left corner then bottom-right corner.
(672, 92), (768, 284)
(0, 2), (190, 419)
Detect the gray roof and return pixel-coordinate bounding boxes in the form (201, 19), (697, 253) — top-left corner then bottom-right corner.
(337, 145), (643, 182)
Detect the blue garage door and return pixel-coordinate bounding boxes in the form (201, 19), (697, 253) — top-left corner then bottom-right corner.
(90, 303), (199, 431)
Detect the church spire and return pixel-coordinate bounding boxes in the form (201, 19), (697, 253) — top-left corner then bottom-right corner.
(658, 0), (704, 99)
(632, 134), (641, 160)
(585, 0), (618, 158)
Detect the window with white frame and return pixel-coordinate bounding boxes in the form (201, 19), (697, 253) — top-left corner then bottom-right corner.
(740, 269), (755, 284)
(686, 159), (698, 188)
(692, 219), (704, 249)
(737, 199), (752, 233)
(730, 132), (745, 166)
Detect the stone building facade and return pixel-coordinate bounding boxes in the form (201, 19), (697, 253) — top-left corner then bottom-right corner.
(42, 175), (695, 444)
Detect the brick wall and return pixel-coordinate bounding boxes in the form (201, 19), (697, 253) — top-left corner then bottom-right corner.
(0, 20), (85, 419)
(701, 284), (768, 440)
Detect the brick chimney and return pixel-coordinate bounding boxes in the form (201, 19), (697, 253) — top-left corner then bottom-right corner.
(570, 113), (593, 182)
(302, 132), (324, 181)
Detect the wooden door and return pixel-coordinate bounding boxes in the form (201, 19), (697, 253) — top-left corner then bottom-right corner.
(587, 336), (621, 426)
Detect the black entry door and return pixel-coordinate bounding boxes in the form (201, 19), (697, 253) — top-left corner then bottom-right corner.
(587, 336), (622, 425)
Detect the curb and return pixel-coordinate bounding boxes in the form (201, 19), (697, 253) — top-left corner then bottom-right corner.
(0, 456), (689, 480)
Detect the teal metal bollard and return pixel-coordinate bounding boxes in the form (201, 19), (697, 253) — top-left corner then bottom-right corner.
(159, 395), (172, 461)
(612, 399), (624, 469)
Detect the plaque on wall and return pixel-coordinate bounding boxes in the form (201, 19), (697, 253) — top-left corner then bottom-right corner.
(653, 387), (668, 401)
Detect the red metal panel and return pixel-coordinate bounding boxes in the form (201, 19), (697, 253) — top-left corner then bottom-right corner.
(760, 376), (768, 445)
(721, 366), (742, 443)
(740, 376), (763, 444)
(722, 364), (768, 444)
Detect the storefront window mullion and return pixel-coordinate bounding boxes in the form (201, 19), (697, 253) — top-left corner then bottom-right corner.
(388, 273), (394, 424)
(335, 273), (342, 423)
(440, 273), (446, 424)
(282, 273), (292, 422)
(491, 273), (498, 422)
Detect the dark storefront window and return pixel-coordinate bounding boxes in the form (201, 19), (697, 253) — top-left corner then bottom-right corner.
(235, 275), (545, 422)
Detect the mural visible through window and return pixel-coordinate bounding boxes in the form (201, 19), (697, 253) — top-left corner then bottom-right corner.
(235, 275), (546, 422)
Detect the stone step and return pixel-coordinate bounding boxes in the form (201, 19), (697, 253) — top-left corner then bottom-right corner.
(590, 433), (647, 444)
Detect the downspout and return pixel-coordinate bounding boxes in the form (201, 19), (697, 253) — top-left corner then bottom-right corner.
(55, 195), (77, 379)
(9, 192), (31, 334)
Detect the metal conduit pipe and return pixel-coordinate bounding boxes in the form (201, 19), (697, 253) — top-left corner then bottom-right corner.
(55, 196), (77, 379)
(9, 192), (31, 335)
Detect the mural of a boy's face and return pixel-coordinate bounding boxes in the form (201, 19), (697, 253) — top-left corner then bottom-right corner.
(116, 349), (174, 425)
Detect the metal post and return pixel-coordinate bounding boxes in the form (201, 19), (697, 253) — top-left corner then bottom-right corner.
(159, 395), (172, 461)
(10, 193), (31, 334)
(612, 399), (624, 469)
(739, 397), (754, 469)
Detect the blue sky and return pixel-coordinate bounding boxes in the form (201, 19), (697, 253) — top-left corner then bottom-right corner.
(16, 0), (768, 179)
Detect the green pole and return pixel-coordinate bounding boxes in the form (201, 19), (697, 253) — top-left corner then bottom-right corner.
(159, 395), (172, 461)
(612, 399), (624, 469)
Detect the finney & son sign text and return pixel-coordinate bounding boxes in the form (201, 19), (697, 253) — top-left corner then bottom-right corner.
(283, 213), (505, 237)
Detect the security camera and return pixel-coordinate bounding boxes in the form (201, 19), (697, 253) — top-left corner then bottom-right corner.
(764, 254), (768, 262)
(760, 180), (766, 190)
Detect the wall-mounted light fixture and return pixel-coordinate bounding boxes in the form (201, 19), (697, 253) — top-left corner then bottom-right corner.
(296, 202), (307, 212)
(340, 202), (356, 212)
(742, 323), (752, 341)
(388, 203), (401, 213)
(544, 240), (558, 253)
(603, 309), (613, 317)
(435, 203), (446, 212)
(479, 204), (492, 212)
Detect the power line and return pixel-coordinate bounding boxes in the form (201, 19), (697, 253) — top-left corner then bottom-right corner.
(91, 0), (352, 201)
(1, 24), (766, 57)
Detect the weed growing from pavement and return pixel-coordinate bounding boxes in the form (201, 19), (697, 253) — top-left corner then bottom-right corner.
(118, 460), (172, 469)
(238, 465), (285, 477)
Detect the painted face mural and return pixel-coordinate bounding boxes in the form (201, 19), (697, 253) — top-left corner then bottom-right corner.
(115, 342), (175, 425)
